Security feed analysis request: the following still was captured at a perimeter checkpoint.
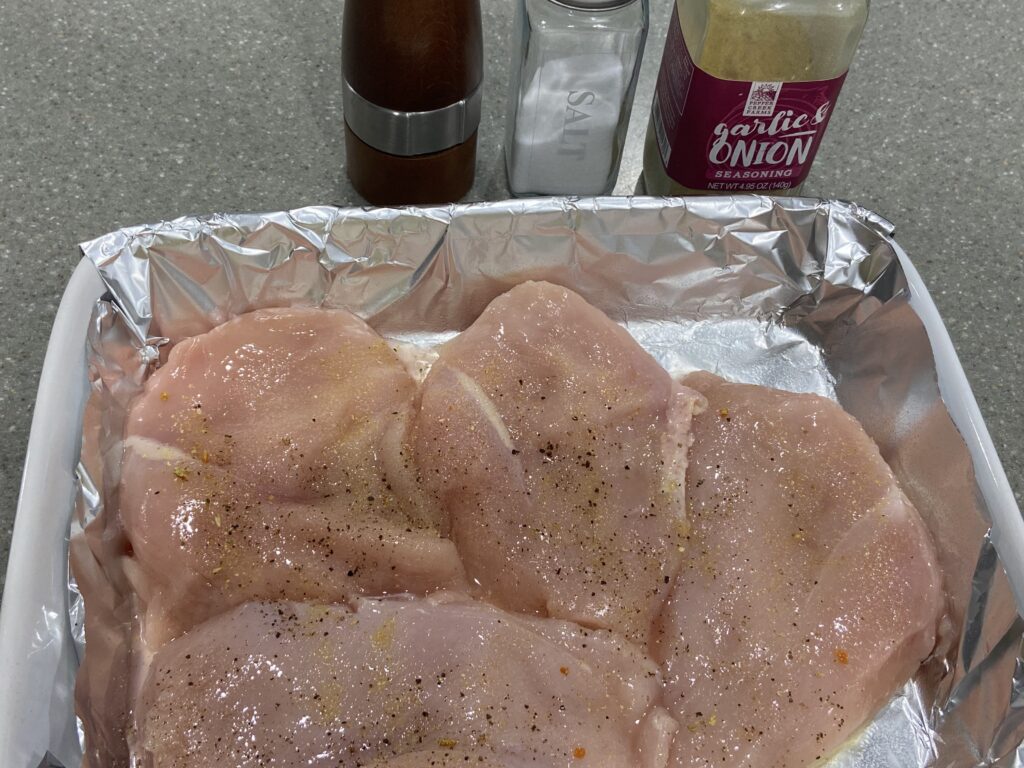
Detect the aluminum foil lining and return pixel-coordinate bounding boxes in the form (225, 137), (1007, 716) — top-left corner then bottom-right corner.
(63, 196), (1024, 767)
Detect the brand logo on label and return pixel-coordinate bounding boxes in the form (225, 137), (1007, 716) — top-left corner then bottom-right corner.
(743, 82), (781, 117)
(708, 100), (832, 179)
(557, 90), (596, 160)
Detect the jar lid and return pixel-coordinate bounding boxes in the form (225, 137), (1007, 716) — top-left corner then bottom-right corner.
(550, 0), (639, 9)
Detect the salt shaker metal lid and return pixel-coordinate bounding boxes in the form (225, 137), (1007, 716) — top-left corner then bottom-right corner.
(551, 0), (640, 8)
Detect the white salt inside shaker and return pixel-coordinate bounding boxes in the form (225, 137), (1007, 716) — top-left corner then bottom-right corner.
(504, 0), (648, 197)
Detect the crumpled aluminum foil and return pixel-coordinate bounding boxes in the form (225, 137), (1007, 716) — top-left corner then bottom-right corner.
(64, 196), (1024, 767)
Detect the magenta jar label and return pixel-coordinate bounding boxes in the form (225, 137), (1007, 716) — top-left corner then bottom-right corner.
(652, 5), (847, 192)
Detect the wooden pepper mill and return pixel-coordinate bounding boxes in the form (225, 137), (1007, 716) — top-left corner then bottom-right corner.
(342, 0), (483, 205)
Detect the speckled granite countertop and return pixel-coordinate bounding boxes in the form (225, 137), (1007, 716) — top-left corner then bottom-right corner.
(0, 0), (1021, 601)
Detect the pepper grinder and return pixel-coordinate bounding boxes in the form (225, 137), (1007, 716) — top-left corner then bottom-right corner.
(342, 0), (483, 205)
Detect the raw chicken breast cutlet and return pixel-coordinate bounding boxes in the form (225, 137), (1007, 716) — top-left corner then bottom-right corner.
(134, 595), (676, 768)
(83, 285), (944, 768)
(416, 281), (705, 644)
(656, 372), (944, 768)
(119, 307), (466, 645)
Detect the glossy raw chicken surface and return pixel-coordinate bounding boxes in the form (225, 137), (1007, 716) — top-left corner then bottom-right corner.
(655, 372), (944, 768)
(134, 595), (676, 768)
(416, 281), (705, 644)
(129, 306), (418, 500)
(83, 288), (946, 768)
(119, 307), (466, 644)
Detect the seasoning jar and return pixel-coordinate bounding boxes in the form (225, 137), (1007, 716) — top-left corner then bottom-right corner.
(641, 0), (869, 196)
(505, 0), (649, 197)
(342, 0), (483, 205)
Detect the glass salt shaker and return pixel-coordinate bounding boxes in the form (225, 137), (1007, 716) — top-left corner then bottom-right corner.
(504, 0), (649, 196)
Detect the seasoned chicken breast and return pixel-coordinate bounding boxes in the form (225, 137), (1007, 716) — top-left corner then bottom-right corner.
(134, 595), (676, 768)
(120, 307), (466, 644)
(655, 372), (944, 768)
(84, 294), (945, 768)
(415, 281), (704, 644)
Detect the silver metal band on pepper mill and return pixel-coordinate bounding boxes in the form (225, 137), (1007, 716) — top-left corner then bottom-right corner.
(343, 79), (483, 157)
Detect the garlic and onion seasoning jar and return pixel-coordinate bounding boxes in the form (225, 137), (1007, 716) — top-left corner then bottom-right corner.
(505, 0), (649, 196)
(641, 0), (869, 195)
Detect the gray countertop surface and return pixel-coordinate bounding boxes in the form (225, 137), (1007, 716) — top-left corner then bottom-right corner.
(0, 0), (1021, 603)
